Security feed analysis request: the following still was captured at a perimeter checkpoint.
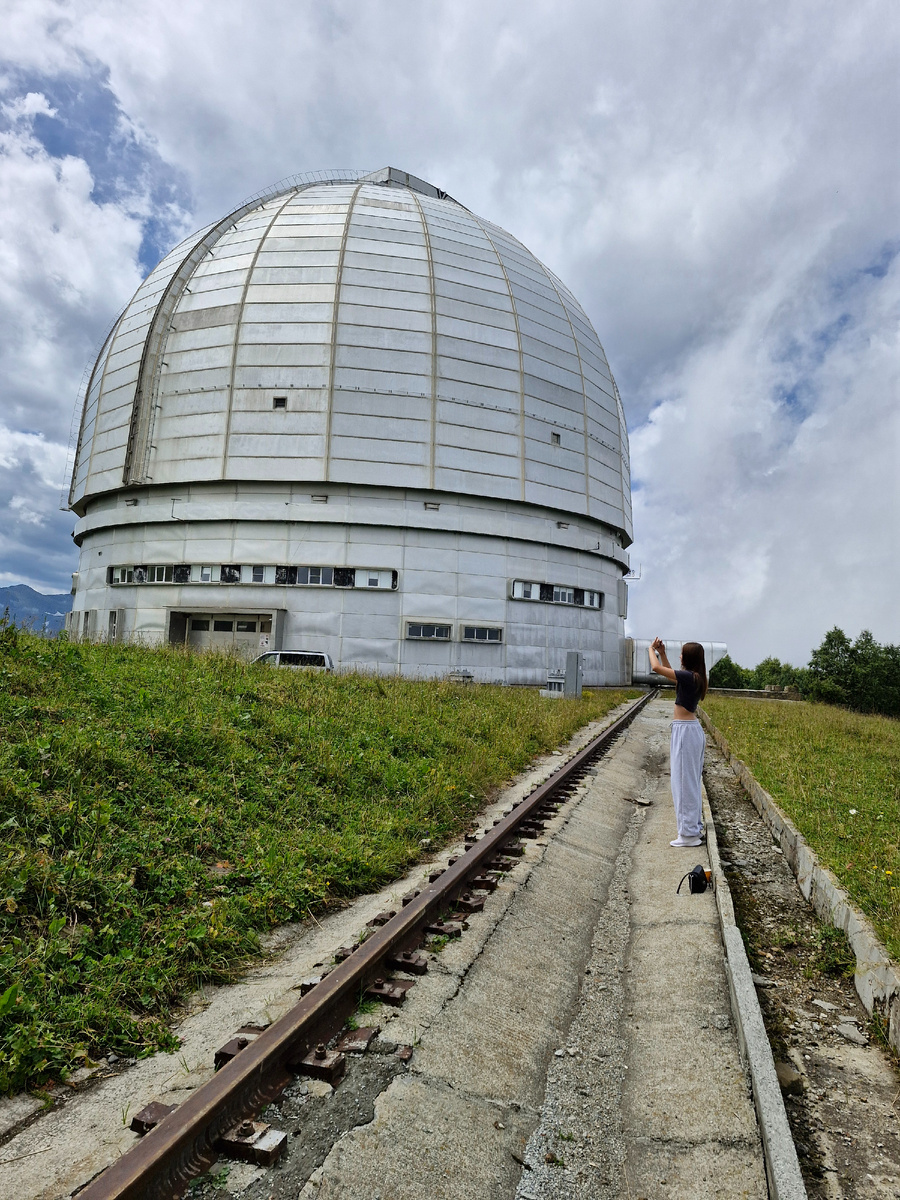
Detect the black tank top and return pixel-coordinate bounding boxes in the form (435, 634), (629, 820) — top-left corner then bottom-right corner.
(674, 669), (700, 712)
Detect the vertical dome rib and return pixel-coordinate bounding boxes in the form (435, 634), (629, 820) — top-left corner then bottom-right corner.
(323, 182), (365, 477)
(220, 191), (299, 477)
(467, 212), (528, 503)
(408, 190), (439, 490)
(538, 266), (592, 513)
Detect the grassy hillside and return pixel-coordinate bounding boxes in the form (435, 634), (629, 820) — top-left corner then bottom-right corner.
(702, 696), (900, 960)
(0, 628), (637, 1094)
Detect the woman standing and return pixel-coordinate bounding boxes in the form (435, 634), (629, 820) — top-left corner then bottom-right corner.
(648, 638), (708, 848)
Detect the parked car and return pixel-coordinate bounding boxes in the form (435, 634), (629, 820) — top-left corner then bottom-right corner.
(253, 650), (334, 671)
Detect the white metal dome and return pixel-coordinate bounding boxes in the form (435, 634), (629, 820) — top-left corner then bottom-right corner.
(69, 167), (632, 542)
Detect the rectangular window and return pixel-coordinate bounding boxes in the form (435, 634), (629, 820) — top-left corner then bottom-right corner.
(220, 564), (241, 584)
(462, 626), (502, 642)
(273, 395), (287, 409)
(407, 623), (452, 640)
(259, 617), (272, 634)
(133, 566), (149, 584)
(173, 564), (191, 584)
(252, 565), (264, 583)
(551, 431), (561, 445)
(235, 620), (257, 633)
(108, 610), (117, 640)
(305, 566), (333, 586)
(213, 619), (233, 633)
(191, 618), (210, 632)
(199, 566), (212, 583)
(355, 569), (393, 588)
(333, 567), (355, 587)
(275, 565), (297, 585)
(552, 586), (575, 604)
(512, 580), (540, 600)
(152, 565), (174, 583)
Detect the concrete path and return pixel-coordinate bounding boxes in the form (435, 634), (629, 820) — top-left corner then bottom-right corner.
(294, 699), (766, 1200)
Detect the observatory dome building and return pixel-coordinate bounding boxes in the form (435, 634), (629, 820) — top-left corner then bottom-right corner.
(67, 167), (633, 684)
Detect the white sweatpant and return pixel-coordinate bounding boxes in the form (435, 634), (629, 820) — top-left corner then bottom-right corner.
(670, 719), (706, 839)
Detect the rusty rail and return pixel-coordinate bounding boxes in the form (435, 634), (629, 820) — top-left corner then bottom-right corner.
(79, 689), (657, 1199)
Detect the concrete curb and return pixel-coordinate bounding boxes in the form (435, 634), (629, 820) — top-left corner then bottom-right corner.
(702, 788), (807, 1200)
(700, 707), (900, 1055)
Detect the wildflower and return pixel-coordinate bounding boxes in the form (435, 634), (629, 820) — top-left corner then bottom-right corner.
(849, 808), (858, 815)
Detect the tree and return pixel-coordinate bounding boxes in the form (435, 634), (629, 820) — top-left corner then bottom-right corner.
(807, 628), (900, 717)
(708, 654), (748, 689)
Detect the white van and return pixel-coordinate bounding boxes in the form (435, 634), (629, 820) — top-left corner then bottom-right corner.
(253, 650), (334, 671)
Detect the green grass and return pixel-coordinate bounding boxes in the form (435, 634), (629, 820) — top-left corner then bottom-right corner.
(0, 630), (638, 1094)
(702, 696), (900, 961)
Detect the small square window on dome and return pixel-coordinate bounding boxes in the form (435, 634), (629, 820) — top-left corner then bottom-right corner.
(273, 396), (287, 409)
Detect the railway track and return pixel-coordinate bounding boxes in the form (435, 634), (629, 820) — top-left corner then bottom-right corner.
(78, 689), (657, 1200)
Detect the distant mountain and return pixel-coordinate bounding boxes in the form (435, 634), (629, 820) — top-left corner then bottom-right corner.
(0, 584), (72, 634)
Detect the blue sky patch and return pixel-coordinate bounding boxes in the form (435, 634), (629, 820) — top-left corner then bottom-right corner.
(1, 66), (192, 275)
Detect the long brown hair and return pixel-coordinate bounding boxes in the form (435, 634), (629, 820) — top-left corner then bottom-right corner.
(681, 642), (708, 700)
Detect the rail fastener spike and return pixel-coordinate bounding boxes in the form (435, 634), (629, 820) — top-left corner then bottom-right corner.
(216, 1119), (288, 1166)
(129, 1102), (177, 1136)
(336, 1026), (378, 1054)
(365, 978), (415, 1006)
(426, 918), (465, 938)
(214, 1024), (269, 1070)
(470, 874), (498, 892)
(386, 949), (429, 975)
(295, 1042), (347, 1085)
(367, 909), (396, 927)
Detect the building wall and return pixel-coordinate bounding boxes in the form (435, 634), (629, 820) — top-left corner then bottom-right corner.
(69, 484), (627, 684)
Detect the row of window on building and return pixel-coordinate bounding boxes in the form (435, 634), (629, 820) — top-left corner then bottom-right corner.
(106, 565), (605, 609)
(511, 580), (603, 608)
(109, 564), (397, 589)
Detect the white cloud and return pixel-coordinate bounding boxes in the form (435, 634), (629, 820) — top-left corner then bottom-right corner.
(0, 425), (68, 489)
(0, 0), (897, 663)
(0, 100), (145, 432)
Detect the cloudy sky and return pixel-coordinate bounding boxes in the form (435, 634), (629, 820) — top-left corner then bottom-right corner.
(1, 0), (897, 665)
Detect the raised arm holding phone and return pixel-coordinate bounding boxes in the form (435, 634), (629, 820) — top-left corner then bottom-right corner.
(648, 638), (708, 848)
